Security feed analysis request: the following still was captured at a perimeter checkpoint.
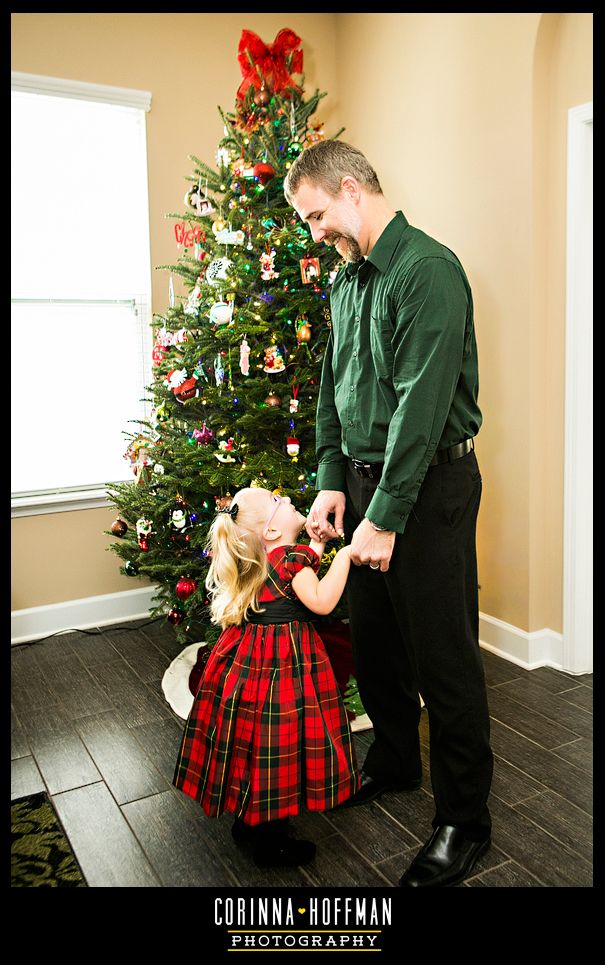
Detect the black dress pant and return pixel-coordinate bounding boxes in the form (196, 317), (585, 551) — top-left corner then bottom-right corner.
(344, 450), (493, 840)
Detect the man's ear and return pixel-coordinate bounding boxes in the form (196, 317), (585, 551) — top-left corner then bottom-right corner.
(340, 175), (360, 202)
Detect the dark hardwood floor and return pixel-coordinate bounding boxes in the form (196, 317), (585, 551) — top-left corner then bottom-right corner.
(11, 618), (593, 888)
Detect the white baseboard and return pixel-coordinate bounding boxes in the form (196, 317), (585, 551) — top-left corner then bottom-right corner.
(11, 585), (160, 645)
(11, 591), (581, 674)
(479, 611), (572, 672)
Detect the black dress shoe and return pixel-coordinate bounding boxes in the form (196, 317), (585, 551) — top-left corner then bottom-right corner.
(334, 771), (422, 809)
(399, 825), (491, 887)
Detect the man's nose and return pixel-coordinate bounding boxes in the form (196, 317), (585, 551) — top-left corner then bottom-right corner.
(309, 223), (325, 244)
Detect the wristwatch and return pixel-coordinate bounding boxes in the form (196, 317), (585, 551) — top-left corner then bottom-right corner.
(368, 519), (389, 532)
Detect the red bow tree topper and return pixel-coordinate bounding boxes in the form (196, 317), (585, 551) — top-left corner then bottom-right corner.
(236, 28), (303, 100)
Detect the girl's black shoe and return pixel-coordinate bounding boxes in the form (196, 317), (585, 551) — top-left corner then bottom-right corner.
(253, 835), (316, 868)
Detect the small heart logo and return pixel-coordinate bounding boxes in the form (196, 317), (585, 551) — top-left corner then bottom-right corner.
(297, 907), (306, 914)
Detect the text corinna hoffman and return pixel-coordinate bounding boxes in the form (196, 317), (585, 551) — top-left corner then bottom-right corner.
(214, 896), (392, 927)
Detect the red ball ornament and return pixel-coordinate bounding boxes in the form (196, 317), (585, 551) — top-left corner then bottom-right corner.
(253, 162), (275, 185)
(167, 606), (185, 625)
(176, 577), (198, 600)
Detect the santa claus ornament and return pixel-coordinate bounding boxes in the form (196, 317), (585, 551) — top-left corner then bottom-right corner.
(260, 249), (279, 280)
(286, 436), (300, 460)
(164, 368), (199, 404)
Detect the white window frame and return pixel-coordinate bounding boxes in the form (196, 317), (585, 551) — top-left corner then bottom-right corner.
(11, 72), (153, 518)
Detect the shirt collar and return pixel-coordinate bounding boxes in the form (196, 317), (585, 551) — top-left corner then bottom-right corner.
(366, 210), (409, 274)
(345, 258), (364, 280)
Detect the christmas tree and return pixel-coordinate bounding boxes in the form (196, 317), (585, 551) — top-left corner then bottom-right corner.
(107, 28), (346, 645)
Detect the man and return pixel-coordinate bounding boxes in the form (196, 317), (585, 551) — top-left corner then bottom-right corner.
(284, 140), (494, 888)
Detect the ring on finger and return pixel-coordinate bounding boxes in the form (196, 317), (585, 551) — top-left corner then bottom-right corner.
(369, 562), (380, 570)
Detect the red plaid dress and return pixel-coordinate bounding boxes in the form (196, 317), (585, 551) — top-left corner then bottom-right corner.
(173, 544), (360, 825)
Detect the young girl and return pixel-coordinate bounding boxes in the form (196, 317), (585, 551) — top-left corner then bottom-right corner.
(173, 486), (359, 868)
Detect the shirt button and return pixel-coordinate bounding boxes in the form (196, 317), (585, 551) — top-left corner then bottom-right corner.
(355, 315), (360, 323)
(348, 420), (354, 427)
(350, 385), (355, 392)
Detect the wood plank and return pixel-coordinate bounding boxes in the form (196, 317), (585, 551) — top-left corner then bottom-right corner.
(11, 645), (59, 715)
(138, 619), (185, 662)
(323, 797), (420, 863)
(302, 829), (392, 887)
(493, 677), (593, 739)
(551, 738), (592, 775)
(487, 687), (580, 749)
(74, 710), (167, 804)
(558, 685), (593, 714)
(530, 666), (590, 693)
(485, 794), (592, 887)
(122, 790), (235, 886)
(481, 650), (529, 687)
(489, 718), (592, 814)
(17, 704), (102, 795)
(31, 643), (116, 720)
(130, 716), (186, 785)
(513, 790), (592, 863)
(11, 755), (46, 800)
(99, 627), (173, 682)
(490, 754), (548, 807)
(173, 791), (316, 887)
(52, 782), (160, 887)
(11, 706), (30, 760)
(91, 658), (173, 728)
(465, 859), (544, 887)
(66, 628), (123, 666)
(370, 787), (436, 847)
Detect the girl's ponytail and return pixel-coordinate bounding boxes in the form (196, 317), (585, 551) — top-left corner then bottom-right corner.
(205, 507), (268, 627)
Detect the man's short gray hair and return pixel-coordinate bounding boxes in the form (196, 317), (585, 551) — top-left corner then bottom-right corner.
(284, 140), (383, 204)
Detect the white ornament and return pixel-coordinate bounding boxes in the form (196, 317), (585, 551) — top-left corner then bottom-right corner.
(209, 301), (234, 327)
(206, 257), (232, 286)
(184, 280), (202, 316)
(214, 228), (245, 246)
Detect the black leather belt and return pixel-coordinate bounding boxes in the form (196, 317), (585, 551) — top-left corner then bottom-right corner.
(349, 438), (474, 479)
(429, 437), (474, 466)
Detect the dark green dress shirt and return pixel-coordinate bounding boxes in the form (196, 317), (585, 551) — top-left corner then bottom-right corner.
(315, 211), (482, 534)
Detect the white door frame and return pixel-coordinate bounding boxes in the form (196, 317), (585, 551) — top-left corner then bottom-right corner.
(563, 101), (593, 674)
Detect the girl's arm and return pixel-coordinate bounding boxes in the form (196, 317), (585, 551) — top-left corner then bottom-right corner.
(291, 545), (351, 616)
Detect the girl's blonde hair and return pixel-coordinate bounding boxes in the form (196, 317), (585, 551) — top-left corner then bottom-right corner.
(205, 489), (269, 627)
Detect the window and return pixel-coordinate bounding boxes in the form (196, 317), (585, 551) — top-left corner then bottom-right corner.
(11, 73), (153, 514)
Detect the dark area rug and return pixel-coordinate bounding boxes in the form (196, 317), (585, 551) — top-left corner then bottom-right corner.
(11, 791), (87, 887)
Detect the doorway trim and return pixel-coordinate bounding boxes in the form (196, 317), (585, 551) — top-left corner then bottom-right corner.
(563, 101), (592, 674)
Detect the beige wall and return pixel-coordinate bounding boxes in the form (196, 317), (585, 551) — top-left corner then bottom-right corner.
(333, 12), (592, 632)
(11, 13), (592, 633)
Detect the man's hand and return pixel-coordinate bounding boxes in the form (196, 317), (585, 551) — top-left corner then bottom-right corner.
(349, 518), (396, 572)
(305, 490), (346, 542)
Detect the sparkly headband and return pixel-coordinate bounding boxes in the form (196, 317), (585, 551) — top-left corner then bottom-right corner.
(218, 503), (239, 520)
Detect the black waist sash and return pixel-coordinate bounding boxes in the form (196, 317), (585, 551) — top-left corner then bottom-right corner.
(246, 597), (314, 626)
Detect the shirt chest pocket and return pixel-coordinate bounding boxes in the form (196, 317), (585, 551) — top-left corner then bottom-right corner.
(370, 314), (395, 381)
